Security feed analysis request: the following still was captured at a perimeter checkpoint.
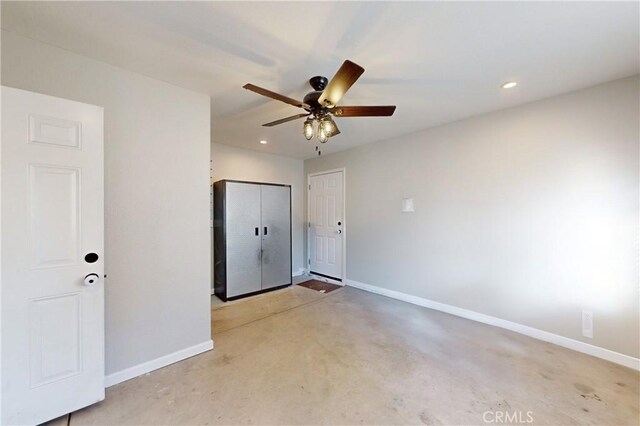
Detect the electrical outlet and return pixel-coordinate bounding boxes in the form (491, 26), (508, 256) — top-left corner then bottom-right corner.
(582, 310), (593, 338)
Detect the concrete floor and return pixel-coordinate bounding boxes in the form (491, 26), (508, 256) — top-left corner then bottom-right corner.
(67, 286), (638, 425)
(210, 274), (313, 307)
(212, 284), (330, 334)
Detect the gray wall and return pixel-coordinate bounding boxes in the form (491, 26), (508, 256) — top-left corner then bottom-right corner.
(210, 143), (305, 277)
(305, 76), (639, 358)
(2, 31), (212, 375)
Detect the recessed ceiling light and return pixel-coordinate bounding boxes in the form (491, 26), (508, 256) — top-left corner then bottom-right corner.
(259, 140), (267, 144)
(501, 81), (517, 89)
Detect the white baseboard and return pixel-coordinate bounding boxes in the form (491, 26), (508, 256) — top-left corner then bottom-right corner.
(347, 279), (640, 371)
(105, 340), (214, 387)
(293, 268), (306, 277)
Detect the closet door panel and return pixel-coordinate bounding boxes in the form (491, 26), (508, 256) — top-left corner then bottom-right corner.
(260, 185), (291, 289)
(225, 182), (262, 297)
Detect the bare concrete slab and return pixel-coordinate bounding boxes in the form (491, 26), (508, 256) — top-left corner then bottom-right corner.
(212, 285), (333, 334)
(41, 414), (69, 426)
(70, 287), (639, 425)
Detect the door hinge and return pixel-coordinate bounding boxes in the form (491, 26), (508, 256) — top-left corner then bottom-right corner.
(308, 259), (311, 265)
(308, 184), (311, 190)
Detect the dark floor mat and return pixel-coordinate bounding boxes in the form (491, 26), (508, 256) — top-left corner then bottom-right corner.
(298, 279), (342, 293)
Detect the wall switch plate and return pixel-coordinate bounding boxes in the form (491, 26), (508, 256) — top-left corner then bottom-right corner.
(582, 310), (593, 338)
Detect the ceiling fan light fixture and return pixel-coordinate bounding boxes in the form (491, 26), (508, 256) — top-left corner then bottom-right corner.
(501, 81), (517, 89)
(317, 126), (329, 143)
(320, 116), (338, 137)
(303, 118), (314, 140)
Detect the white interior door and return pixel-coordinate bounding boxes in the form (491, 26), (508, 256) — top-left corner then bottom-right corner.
(1, 86), (104, 425)
(308, 171), (343, 281)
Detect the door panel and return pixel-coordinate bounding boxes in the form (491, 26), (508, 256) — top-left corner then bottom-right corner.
(29, 293), (81, 387)
(29, 165), (81, 269)
(309, 171), (343, 280)
(1, 86), (104, 425)
(260, 185), (291, 289)
(225, 182), (262, 297)
(29, 114), (82, 148)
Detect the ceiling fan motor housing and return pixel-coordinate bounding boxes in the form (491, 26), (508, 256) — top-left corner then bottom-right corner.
(309, 76), (328, 91)
(304, 76), (329, 112)
(303, 91), (323, 111)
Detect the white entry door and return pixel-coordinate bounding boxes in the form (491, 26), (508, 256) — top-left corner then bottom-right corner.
(308, 171), (344, 281)
(1, 86), (105, 425)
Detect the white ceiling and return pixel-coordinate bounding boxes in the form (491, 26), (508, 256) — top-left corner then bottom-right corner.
(2, 1), (638, 159)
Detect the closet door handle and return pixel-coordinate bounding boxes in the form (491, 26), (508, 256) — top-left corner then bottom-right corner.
(264, 226), (268, 236)
(255, 227), (259, 236)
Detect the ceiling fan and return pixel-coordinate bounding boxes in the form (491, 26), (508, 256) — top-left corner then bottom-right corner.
(243, 60), (396, 155)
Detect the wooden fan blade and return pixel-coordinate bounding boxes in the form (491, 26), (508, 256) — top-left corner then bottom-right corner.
(318, 60), (365, 107)
(262, 113), (310, 127)
(243, 84), (309, 109)
(332, 106), (396, 117)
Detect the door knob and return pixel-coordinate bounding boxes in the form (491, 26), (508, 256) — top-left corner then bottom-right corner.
(84, 273), (100, 286)
(337, 229), (342, 234)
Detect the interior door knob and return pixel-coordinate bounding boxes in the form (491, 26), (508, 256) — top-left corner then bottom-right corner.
(337, 229), (342, 234)
(84, 273), (100, 286)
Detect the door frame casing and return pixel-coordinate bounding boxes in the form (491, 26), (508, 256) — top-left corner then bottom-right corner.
(306, 168), (346, 285)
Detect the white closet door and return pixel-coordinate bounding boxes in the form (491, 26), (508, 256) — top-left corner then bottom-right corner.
(260, 185), (291, 289)
(225, 182), (262, 297)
